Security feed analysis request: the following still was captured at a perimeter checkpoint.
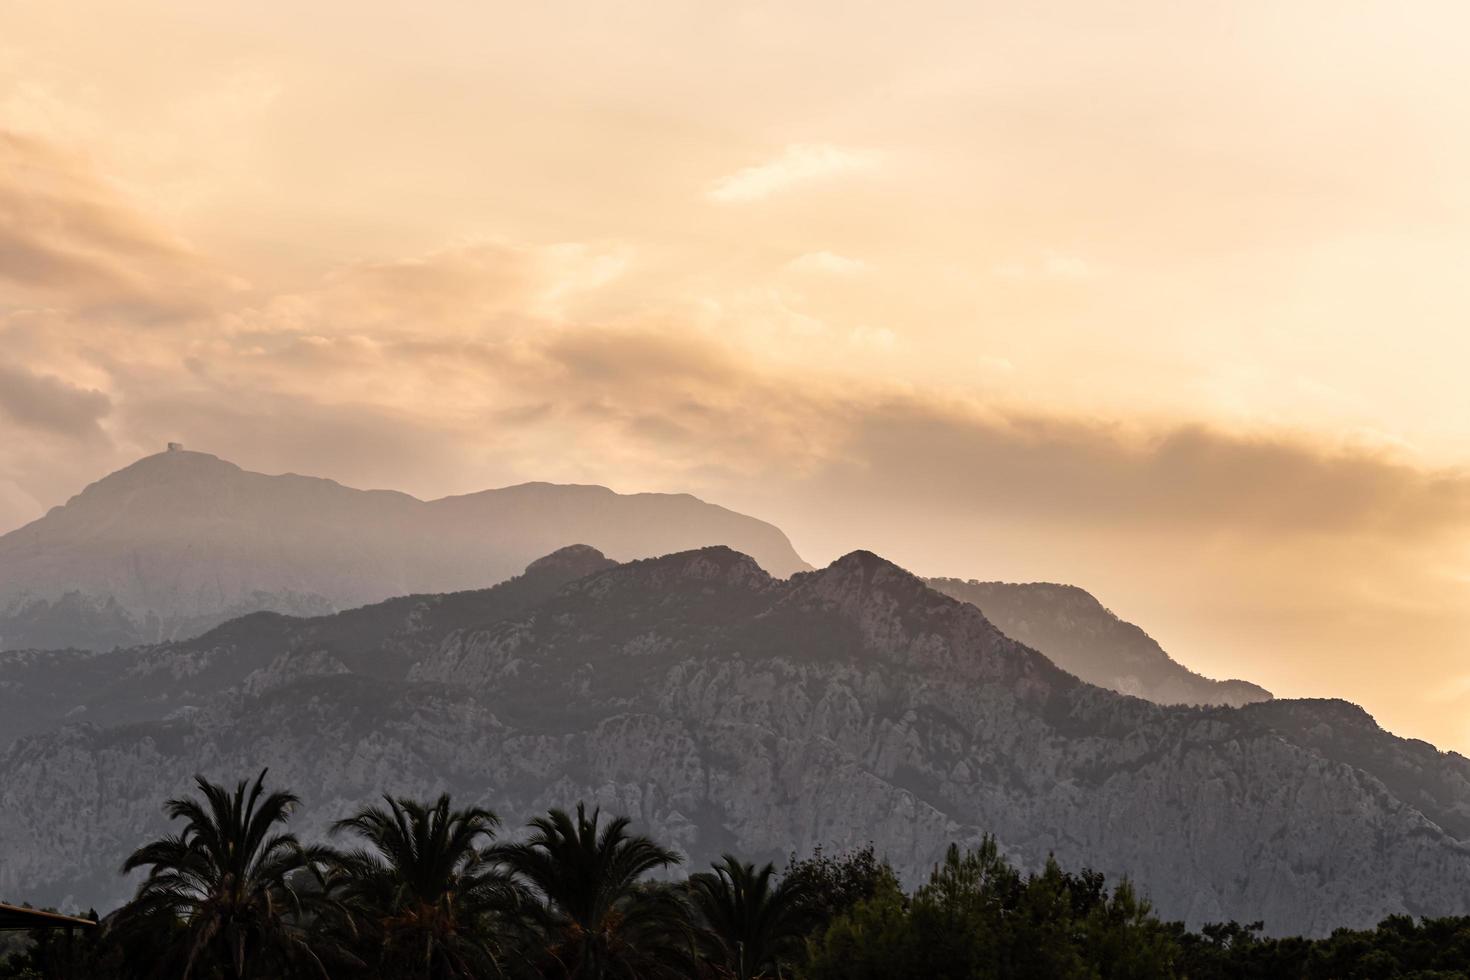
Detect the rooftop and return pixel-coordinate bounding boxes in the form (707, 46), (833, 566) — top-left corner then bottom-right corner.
(0, 902), (96, 932)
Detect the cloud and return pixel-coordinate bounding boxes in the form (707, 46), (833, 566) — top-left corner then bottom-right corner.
(0, 363), (111, 442)
(240, 239), (628, 342)
(991, 250), (1095, 282)
(210, 248), (1470, 553)
(708, 144), (879, 203)
(808, 403), (1470, 539)
(848, 325), (897, 350)
(786, 251), (870, 276)
(15, 215), (1449, 552)
(0, 131), (234, 318)
(1, 148), (1458, 556)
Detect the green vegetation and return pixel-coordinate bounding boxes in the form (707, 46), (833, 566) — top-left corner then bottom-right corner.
(5, 771), (1470, 978)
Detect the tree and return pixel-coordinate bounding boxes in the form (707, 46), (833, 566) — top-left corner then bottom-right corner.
(688, 855), (812, 979)
(800, 874), (917, 980)
(499, 803), (693, 979)
(802, 840), (1178, 980)
(1073, 878), (1178, 979)
(118, 770), (323, 979)
(908, 840), (1019, 979)
(324, 793), (523, 979)
(781, 844), (895, 936)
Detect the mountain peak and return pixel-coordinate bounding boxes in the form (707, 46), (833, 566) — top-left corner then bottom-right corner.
(631, 545), (771, 585)
(795, 549), (932, 603)
(522, 544), (615, 580)
(830, 548), (883, 567)
(96, 447), (240, 483)
(548, 545), (771, 600)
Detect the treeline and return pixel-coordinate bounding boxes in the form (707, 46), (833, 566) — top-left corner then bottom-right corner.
(4, 771), (1470, 979)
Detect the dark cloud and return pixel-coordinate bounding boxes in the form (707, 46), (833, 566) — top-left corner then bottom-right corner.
(545, 328), (742, 388)
(813, 402), (1470, 539)
(434, 318), (1470, 544)
(0, 363), (111, 442)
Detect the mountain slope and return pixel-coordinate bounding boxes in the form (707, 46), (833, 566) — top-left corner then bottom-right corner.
(2, 547), (1467, 936)
(0, 449), (809, 650)
(927, 578), (1270, 706)
(0, 544), (616, 747)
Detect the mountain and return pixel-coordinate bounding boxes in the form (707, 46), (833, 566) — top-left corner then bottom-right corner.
(0, 544), (616, 747)
(3, 546), (1468, 936)
(0, 448), (810, 651)
(927, 578), (1271, 707)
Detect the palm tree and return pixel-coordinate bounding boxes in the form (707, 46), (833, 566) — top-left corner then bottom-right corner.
(324, 793), (523, 979)
(499, 803), (694, 979)
(119, 769), (324, 979)
(689, 856), (813, 980)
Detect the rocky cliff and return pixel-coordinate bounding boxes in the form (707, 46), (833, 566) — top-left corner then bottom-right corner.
(2, 547), (1467, 937)
(0, 449), (810, 651)
(927, 578), (1271, 706)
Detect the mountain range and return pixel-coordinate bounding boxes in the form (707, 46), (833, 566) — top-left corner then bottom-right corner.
(0, 447), (809, 651)
(0, 451), (1261, 710)
(2, 544), (1467, 936)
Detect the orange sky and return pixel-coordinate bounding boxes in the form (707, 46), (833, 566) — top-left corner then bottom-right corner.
(2, 1), (1469, 750)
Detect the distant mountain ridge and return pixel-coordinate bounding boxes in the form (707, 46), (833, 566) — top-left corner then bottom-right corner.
(0, 544), (618, 747)
(2, 546), (1468, 936)
(927, 578), (1270, 707)
(0, 449), (810, 651)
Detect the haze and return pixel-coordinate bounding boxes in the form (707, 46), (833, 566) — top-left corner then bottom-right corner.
(2, 2), (1468, 749)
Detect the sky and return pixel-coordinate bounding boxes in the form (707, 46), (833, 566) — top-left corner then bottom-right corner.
(2, 1), (1469, 749)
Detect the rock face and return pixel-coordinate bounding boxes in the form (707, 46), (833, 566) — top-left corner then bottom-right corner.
(928, 578), (1271, 707)
(0, 450), (810, 651)
(3, 546), (1469, 936)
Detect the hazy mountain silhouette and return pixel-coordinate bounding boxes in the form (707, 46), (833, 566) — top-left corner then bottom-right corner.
(928, 578), (1271, 706)
(3, 546), (1467, 935)
(0, 448), (810, 651)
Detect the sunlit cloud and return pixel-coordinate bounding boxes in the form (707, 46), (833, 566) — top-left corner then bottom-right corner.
(708, 144), (879, 203)
(991, 251), (1095, 282)
(848, 325), (897, 349)
(786, 251), (870, 276)
(0, 130), (239, 318)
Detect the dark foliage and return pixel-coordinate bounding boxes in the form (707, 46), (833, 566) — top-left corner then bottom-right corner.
(688, 855), (813, 979)
(320, 794), (524, 979)
(113, 770), (328, 979)
(780, 843), (893, 934)
(496, 803), (695, 979)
